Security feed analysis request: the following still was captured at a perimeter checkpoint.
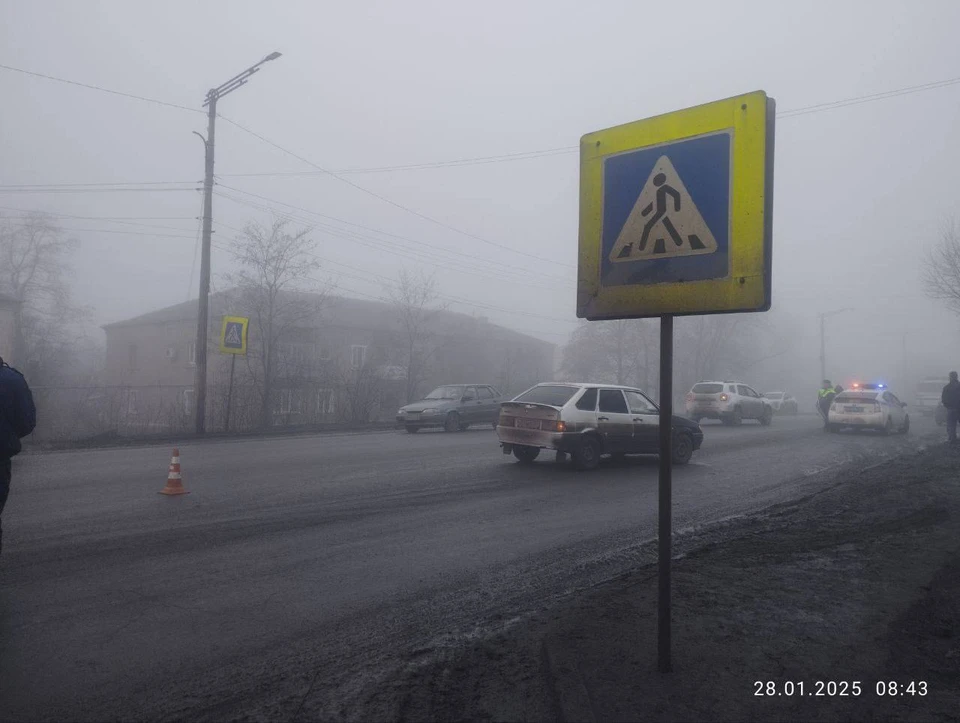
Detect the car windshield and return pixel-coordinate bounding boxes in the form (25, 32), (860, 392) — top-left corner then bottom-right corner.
(764, 392), (783, 399)
(692, 383), (723, 394)
(514, 385), (579, 406)
(423, 385), (465, 400)
(835, 393), (878, 403)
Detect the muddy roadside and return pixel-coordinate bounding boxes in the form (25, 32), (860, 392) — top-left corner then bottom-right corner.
(357, 443), (960, 722)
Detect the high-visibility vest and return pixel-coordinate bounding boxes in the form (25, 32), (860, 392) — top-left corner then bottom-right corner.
(818, 388), (832, 399)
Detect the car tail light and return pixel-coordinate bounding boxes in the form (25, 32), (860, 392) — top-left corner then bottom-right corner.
(554, 420), (566, 432)
(685, 392), (694, 402)
(499, 414), (514, 426)
(719, 393), (729, 402)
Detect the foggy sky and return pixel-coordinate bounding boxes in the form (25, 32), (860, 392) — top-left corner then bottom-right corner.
(2, 0), (960, 388)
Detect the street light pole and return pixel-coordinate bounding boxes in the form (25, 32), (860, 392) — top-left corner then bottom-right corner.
(818, 308), (852, 383)
(193, 52), (281, 435)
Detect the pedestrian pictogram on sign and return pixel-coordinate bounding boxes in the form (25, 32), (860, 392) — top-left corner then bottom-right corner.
(609, 155), (719, 262)
(224, 323), (242, 347)
(219, 316), (249, 355)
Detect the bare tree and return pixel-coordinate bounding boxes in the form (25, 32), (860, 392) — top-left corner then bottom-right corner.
(328, 355), (385, 423)
(225, 218), (326, 429)
(922, 219), (960, 314)
(389, 270), (445, 403)
(0, 212), (85, 382)
(561, 319), (657, 388)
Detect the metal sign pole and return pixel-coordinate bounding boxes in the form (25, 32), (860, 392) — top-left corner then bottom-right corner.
(224, 354), (236, 432)
(658, 313), (674, 673)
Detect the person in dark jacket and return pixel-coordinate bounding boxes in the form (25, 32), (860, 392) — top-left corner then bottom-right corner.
(941, 371), (960, 444)
(0, 355), (36, 556)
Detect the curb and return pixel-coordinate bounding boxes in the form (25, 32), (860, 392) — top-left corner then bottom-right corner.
(24, 422), (402, 453)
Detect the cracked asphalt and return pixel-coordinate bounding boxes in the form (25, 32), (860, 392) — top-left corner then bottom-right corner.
(0, 414), (942, 720)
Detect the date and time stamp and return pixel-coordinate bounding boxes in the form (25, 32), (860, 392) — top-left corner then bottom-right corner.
(755, 680), (928, 698)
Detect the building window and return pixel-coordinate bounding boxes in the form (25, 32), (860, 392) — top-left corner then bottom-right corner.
(186, 341), (196, 366)
(351, 345), (367, 370)
(126, 390), (139, 415)
(275, 389), (304, 415)
(316, 388), (334, 416)
(127, 344), (138, 370)
(182, 388), (194, 415)
(280, 342), (314, 372)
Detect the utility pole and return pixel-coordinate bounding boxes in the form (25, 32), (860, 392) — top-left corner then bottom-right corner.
(192, 52), (282, 435)
(818, 308), (852, 383)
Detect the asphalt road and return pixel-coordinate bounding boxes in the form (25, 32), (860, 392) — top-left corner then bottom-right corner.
(0, 414), (942, 720)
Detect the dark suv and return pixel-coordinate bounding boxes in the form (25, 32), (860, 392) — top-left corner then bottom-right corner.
(397, 384), (503, 433)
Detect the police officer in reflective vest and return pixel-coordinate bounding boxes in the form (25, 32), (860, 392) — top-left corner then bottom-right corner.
(817, 380), (834, 420)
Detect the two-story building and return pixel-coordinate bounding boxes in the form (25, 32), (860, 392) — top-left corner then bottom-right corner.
(102, 290), (555, 434)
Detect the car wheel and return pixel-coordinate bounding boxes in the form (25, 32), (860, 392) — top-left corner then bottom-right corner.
(444, 412), (460, 433)
(404, 425), (420, 434)
(759, 408), (773, 426)
(900, 415), (910, 434)
(671, 433), (694, 465)
(572, 435), (602, 471)
(881, 417), (894, 435)
(513, 445), (540, 464)
(730, 407), (743, 426)
(459, 422), (470, 431)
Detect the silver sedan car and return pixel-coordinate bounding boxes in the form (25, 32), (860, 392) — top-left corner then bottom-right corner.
(496, 382), (704, 470)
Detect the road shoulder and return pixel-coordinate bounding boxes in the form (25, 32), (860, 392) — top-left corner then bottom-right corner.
(369, 442), (960, 722)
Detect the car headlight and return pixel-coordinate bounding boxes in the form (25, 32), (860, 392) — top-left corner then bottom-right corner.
(421, 408), (437, 415)
(398, 409), (406, 415)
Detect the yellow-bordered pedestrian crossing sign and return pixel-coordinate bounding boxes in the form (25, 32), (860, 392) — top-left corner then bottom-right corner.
(219, 316), (249, 355)
(577, 90), (775, 319)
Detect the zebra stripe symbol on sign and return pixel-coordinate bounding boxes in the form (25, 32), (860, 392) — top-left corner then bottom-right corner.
(608, 155), (719, 262)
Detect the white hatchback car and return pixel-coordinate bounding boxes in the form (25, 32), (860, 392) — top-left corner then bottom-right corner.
(827, 384), (910, 434)
(684, 381), (775, 426)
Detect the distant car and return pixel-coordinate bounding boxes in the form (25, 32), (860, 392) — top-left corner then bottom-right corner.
(827, 385), (910, 434)
(762, 391), (798, 415)
(914, 377), (945, 417)
(684, 381), (775, 426)
(496, 382), (703, 470)
(397, 384), (502, 433)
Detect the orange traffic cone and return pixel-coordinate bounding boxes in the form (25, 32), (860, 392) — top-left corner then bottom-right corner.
(159, 447), (189, 495)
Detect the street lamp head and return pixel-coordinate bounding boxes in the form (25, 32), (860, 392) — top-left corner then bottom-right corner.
(263, 51), (282, 62)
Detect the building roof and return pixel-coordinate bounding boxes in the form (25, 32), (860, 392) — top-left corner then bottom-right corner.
(102, 289), (555, 350)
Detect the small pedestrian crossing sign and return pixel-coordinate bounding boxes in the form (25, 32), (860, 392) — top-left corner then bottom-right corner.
(219, 316), (249, 355)
(609, 155), (719, 262)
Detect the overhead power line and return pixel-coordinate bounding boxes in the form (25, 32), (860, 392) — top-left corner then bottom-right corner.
(214, 192), (563, 294)
(0, 187), (199, 194)
(218, 146), (578, 177)
(217, 114), (577, 270)
(212, 183), (572, 282)
(777, 74), (960, 118)
(0, 63), (202, 113)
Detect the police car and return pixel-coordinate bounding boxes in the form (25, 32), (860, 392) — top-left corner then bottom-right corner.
(826, 382), (910, 434)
